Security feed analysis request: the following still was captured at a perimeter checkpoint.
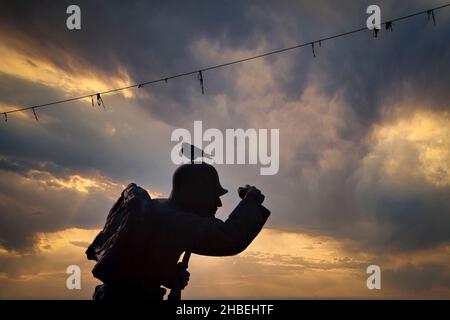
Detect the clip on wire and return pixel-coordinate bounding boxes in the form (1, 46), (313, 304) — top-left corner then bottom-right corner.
(197, 71), (205, 95)
(3, 112), (7, 122)
(427, 9), (436, 25)
(97, 93), (106, 110)
(311, 42), (316, 58)
(32, 107), (39, 121)
(373, 27), (380, 38)
(385, 21), (393, 32)
(91, 95), (94, 107)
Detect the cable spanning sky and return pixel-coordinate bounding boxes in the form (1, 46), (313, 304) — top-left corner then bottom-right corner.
(3, 3), (449, 120)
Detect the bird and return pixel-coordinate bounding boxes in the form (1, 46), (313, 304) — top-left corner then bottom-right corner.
(180, 143), (213, 163)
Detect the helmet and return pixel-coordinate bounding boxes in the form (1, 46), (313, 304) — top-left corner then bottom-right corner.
(169, 163), (227, 215)
(171, 163), (227, 197)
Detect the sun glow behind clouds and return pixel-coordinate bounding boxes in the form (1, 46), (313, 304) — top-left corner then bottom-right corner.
(368, 109), (450, 187)
(0, 0), (449, 299)
(1, 227), (370, 299)
(0, 39), (135, 103)
(27, 170), (119, 193)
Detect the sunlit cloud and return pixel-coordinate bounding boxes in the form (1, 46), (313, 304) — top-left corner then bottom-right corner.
(185, 229), (450, 298)
(0, 221), (448, 298)
(0, 161), (165, 252)
(6, 166), (125, 196)
(0, 103), (32, 121)
(0, 38), (134, 107)
(0, 228), (100, 299)
(1, 0), (449, 299)
(367, 108), (450, 187)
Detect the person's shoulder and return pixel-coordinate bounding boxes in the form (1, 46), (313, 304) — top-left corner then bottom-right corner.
(152, 198), (173, 208)
(151, 198), (181, 214)
(151, 198), (199, 220)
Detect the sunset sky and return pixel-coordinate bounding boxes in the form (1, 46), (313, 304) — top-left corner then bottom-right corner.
(1, 0), (450, 299)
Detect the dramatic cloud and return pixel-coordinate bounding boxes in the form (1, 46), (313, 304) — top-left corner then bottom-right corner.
(0, 0), (449, 298)
(2, 229), (448, 298)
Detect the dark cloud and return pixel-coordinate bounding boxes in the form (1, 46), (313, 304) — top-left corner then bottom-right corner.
(384, 263), (450, 292)
(0, 165), (114, 251)
(0, 0), (450, 258)
(0, 73), (173, 188)
(353, 166), (450, 251)
(1, 0), (449, 122)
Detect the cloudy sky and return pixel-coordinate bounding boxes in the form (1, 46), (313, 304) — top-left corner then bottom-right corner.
(1, 0), (450, 299)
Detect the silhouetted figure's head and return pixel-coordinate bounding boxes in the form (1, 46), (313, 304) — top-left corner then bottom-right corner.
(170, 163), (228, 217)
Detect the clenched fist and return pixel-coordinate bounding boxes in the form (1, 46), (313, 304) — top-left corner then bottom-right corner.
(238, 184), (265, 205)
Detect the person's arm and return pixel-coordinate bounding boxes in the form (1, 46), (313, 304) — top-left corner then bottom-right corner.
(163, 195), (270, 256)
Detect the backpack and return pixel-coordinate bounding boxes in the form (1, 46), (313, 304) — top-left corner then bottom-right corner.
(86, 183), (152, 285)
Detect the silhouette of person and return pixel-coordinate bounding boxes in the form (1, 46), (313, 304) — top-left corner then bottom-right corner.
(86, 163), (270, 300)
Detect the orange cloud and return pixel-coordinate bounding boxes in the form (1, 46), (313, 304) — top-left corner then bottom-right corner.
(0, 36), (135, 111)
(26, 170), (120, 194)
(366, 108), (450, 187)
(0, 226), (449, 299)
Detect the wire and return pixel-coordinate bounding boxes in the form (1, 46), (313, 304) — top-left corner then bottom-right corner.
(3, 3), (450, 117)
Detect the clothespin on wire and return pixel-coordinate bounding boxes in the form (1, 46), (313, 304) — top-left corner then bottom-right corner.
(96, 93), (106, 110)
(311, 42), (316, 58)
(138, 84), (143, 88)
(373, 27), (380, 38)
(427, 9), (436, 25)
(32, 107), (39, 121)
(3, 112), (7, 122)
(197, 70), (205, 95)
(91, 95), (94, 107)
(385, 21), (393, 32)
(319, 40), (322, 47)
